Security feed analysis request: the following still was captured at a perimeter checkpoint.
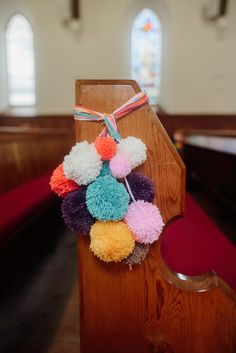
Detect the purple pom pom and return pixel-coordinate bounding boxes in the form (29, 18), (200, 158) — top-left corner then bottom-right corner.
(126, 173), (155, 202)
(61, 188), (94, 235)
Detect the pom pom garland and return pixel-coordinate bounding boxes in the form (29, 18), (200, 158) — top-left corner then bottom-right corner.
(61, 188), (94, 235)
(50, 164), (79, 197)
(95, 136), (116, 161)
(125, 173), (155, 203)
(86, 176), (130, 221)
(117, 136), (147, 169)
(90, 221), (135, 262)
(63, 141), (102, 185)
(125, 200), (164, 244)
(50, 92), (165, 265)
(109, 154), (132, 179)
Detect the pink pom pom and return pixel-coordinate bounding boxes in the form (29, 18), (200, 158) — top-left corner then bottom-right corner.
(109, 154), (132, 179)
(125, 200), (164, 244)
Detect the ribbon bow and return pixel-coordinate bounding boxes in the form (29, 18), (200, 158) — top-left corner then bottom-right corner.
(73, 91), (149, 142)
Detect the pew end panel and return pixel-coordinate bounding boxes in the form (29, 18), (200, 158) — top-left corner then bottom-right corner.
(75, 80), (236, 353)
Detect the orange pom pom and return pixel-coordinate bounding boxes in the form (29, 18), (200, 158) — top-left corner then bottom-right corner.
(95, 136), (116, 161)
(50, 164), (79, 197)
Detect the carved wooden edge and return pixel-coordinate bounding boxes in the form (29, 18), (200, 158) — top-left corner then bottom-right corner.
(75, 80), (236, 301)
(76, 78), (141, 92)
(150, 111), (186, 216)
(76, 79), (186, 216)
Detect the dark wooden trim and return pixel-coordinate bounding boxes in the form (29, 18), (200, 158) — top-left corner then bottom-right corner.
(0, 126), (72, 135)
(71, 0), (80, 19)
(157, 108), (236, 138)
(0, 114), (72, 123)
(3, 108), (236, 139)
(220, 0), (228, 16)
(0, 115), (75, 193)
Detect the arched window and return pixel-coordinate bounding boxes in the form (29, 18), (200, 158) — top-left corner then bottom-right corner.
(5, 14), (36, 106)
(131, 9), (162, 106)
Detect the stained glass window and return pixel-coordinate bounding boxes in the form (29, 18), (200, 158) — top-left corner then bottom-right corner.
(5, 14), (36, 106)
(131, 9), (162, 106)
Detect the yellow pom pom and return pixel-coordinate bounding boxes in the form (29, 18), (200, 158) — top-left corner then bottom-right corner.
(90, 221), (135, 262)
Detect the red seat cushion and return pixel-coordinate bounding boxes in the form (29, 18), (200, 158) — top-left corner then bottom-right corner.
(161, 193), (236, 291)
(0, 173), (53, 240)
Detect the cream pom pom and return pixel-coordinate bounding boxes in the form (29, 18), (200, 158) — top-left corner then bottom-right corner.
(63, 141), (102, 185)
(117, 136), (147, 169)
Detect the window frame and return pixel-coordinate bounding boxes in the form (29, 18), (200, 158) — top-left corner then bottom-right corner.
(5, 13), (36, 108)
(131, 8), (162, 107)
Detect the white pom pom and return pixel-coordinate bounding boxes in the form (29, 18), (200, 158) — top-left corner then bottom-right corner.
(63, 141), (102, 185)
(117, 136), (147, 169)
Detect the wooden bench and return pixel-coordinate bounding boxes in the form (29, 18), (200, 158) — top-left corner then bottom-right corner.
(75, 80), (236, 353)
(0, 117), (74, 194)
(0, 118), (74, 278)
(0, 115), (75, 239)
(0, 171), (63, 293)
(183, 132), (236, 212)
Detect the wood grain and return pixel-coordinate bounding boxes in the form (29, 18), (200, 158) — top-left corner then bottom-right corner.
(76, 80), (236, 353)
(157, 108), (236, 139)
(0, 129), (74, 194)
(184, 139), (236, 214)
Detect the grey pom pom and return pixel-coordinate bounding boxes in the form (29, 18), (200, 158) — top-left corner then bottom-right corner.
(125, 242), (150, 268)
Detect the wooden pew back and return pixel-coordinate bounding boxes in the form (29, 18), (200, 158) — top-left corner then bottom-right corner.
(75, 80), (236, 353)
(0, 118), (74, 194)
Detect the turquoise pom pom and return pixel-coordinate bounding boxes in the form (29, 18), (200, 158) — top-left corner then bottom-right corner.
(86, 175), (130, 221)
(99, 162), (111, 177)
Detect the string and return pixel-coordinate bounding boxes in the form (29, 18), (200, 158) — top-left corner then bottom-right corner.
(73, 91), (149, 139)
(124, 177), (136, 203)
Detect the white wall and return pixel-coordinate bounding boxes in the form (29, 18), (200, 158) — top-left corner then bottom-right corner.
(0, 25), (7, 112)
(0, 0), (236, 114)
(168, 0), (236, 114)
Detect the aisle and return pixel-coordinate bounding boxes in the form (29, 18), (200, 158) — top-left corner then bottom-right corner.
(0, 230), (79, 353)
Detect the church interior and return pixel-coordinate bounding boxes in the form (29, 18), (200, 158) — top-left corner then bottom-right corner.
(0, 0), (236, 352)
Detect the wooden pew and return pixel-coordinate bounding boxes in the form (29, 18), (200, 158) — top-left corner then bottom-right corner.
(183, 132), (236, 214)
(0, 117), (72, 287)
(0, 122), (74, 194)
(157, 109), (236, 139)
(75, 80), (236, 353)
(0, 116), (74, 241)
